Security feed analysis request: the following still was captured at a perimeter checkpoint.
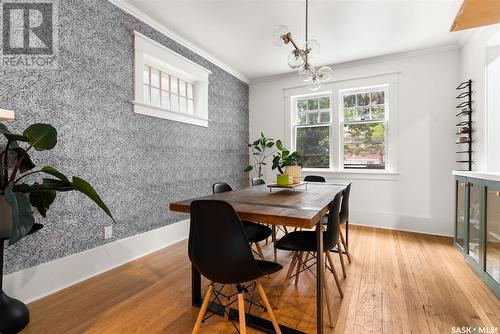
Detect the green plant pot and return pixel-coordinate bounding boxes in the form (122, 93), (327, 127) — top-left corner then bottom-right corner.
(277, 174), (289, 186)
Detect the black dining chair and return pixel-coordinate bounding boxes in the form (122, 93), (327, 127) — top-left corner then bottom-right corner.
(189, 200), (283, 334)
(213, 182), (272, 260)
(339, 183), (352, 263)
(251, 177), (266, 186)
(274, 191), (344, 327)
(303, 175), (326, 182)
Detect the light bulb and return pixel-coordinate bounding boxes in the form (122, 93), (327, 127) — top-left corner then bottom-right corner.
(299, 64), (315, 81)
(310, 78), (322, 91)
(288, 50), (304, 69)
(317, 66), (333, 81)
(303, 39), (320, 59)
(272, 25), (291, 47)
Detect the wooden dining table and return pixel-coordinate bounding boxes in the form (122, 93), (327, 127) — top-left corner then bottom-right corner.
(169, 182), (347, 334)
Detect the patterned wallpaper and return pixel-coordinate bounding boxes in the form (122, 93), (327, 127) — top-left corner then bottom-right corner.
(0, 0), (249, 274)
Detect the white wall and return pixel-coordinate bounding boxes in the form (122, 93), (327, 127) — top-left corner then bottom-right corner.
(250, 47), (461, 236)
(460, 24), (500, 172)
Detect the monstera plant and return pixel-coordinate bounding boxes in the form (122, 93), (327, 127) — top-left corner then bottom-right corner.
(0, 122), (114, 244)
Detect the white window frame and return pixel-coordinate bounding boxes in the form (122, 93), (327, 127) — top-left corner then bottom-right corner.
(339, 84), (389, 172)
(285, 73), (399, 179)
(132, 31), (211, 127)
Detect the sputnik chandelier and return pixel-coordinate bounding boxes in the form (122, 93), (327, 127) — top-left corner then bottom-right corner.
(272, 0), (333, 90)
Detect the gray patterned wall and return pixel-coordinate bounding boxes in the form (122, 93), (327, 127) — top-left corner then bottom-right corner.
(0, 0), (249, 274)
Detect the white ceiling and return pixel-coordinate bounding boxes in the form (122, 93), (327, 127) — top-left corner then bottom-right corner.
(124, 0), (465, 81)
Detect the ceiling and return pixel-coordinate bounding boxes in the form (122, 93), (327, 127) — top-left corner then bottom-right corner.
(124, 0), (465, 81)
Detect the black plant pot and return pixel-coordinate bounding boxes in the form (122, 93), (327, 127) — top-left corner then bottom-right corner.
(0, 221), (43, 334)
(0, 290), (30, 334)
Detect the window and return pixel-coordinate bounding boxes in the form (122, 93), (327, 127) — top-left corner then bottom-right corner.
(133, 31), (210, 127)
(288, 76), (396, 176)
(341, 86), (388, 170)
(143, 65), (195, 114)
(293, 96), (331, 168)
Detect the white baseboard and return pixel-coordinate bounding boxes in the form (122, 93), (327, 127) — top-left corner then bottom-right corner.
(3, 219), (190, 304)
(350, 209), (454, 237)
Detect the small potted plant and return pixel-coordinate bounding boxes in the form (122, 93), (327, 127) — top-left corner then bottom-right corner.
(272, 140), (301, 186)
(244, 133), (276, 179)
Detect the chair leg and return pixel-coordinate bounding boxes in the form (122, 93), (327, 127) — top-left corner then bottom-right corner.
(325, 251), (344, 298)
(283, 226), (289, 234)
(294, 251), (304, 285)
(321, 254), (335, 328)
(255, 242), (265, 260)
(276, 252), (298, 308)
(256, 280), (282, 334)
(238, 292), (247, 334)
(192, 283), (214, 334)
(339, 228), (352, 263)
(337, 241), (347, 278)
(272, 226), (277, 262)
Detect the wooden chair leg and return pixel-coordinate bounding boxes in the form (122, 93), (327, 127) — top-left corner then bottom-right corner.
(325, 251), (344, 298)
(192, 283), (214, 334)
(294, 251), (304, 285)
(256, 280), (282, 334)
(276, 252), (298, 308)
(337, 241), (347, 278)
(283, 226), (289, 234)
(321, 254), (335, 328)
(237, 292), (247, 334)
(339, 228), (351, 263)
(255, 242), (265, 260)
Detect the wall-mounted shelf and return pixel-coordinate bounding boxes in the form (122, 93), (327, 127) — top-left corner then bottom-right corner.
(456, 80), (473, 171)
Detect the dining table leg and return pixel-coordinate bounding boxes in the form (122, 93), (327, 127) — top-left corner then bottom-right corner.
(316, 219), (324, 333)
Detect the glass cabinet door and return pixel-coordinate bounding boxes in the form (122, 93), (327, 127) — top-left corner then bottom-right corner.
(456, 180), (466, 249)
(486, 187), (500, 284)
(468, 182), (481, 263)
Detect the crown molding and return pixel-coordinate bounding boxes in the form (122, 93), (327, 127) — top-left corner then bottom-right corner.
(107, 0), (249, 84)
(250, 43), (461, 85)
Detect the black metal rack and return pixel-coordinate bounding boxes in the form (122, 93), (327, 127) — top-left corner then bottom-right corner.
(456, 80), (473, 171)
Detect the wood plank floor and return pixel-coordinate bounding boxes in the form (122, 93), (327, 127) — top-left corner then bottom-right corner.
(22, 225), (500, 333)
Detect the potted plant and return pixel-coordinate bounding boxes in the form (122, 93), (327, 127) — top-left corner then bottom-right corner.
(272, 140), (301, 186)
(244, 132), (277, 179)
(0, 122), (114, 334)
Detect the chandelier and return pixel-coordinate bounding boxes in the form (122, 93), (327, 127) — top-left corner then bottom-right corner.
(272, 0), (333, 90)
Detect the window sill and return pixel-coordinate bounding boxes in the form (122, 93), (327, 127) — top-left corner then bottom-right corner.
(132, 101), (208, 127)
(302, 168), (400, 181)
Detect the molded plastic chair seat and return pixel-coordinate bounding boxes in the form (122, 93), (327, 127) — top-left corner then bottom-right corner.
(276, 230), (329, 252)
(255, 259), (283, 276)
(242, 220), (272, 243)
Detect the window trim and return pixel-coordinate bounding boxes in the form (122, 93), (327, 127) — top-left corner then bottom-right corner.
(132, 31), (211, 127)
(285, 73), (399, 177)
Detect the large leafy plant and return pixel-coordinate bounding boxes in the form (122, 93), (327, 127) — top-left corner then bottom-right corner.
(0, 123), (114, 244)
(244, 133), (277, 178)
(271, 140), (301, 174)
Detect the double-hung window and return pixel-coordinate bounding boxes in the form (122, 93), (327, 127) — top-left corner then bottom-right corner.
(288, 76), (396, 176)
(293, 95), (331, 168)
(340, 86), (388, 170)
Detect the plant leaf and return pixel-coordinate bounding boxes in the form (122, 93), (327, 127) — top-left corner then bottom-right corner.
(4, 183), (35, 244)
(266, 142), (274, 148)
(276, 140), (283, 150)
(23, 123), (57, 151)
(244, 165), (253, 172)
(29, 190), (56, 218)
(72, 177), (115, 222)
(0, 123), (29, 142)
(254, 146), (261, 152)
(12, 147), (35, 173)
(41, 166), (71, 184)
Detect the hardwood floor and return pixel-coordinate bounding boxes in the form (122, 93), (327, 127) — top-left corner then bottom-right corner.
(22, 225), (500, 333)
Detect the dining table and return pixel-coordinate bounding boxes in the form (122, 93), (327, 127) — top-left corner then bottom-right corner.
(169, 182), (347, 334)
